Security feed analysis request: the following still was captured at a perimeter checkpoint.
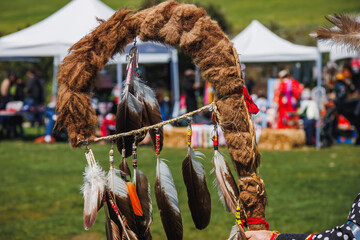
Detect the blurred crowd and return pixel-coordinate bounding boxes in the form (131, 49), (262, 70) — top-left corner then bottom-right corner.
(250, 58), (360, 147)
(1, 58), (359, 147)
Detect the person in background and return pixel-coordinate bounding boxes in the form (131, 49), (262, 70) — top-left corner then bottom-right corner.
(351, 58), (360, 92)
(254, 90), (268, 129)
(13, 77), (25, 102)
(0, 71), (17, 109)
(298, 88), (320, 146)
(273, 70), (304, 129)
(0, 71), (24, 138)
(253, 90), (268, 143)
(246, 192), (360, 240)
(184, 69), (199, 113)
(156, 88), (169, 121)
(34, 96), (57, 143)
(24, 69), (45, 126)
(25, 69), (44, 106)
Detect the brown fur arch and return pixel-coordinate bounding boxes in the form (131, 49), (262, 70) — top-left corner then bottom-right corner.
(55, 0), (266, 229)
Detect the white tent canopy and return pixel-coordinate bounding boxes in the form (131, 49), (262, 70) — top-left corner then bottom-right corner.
(232, 20), (320, 62)
(0, 0), (114, 59)
(0, 0), (180, 116)
(0, 0), (175, 63)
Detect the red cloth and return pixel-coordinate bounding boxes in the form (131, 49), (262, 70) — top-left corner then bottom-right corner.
(100, 113), (116, 137)
(243, 87), (259, 114)
(274, 78), (303, 128)
(246, 217), (269, 230)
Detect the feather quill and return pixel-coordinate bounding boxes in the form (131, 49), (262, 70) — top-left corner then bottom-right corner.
(105, 191), (139, 240)
(182, 148), (211, 229)
(120, 149), (131, 178)
(134, 169), (153, 239)
(312, 13), (360, 53)
(227, 225), (246, 240)
(104, 201), (122, 240)
(212, 150), (239, 217)
(81, 149), (106, 230)
(227, 225), (239, 240)
(155, 158), (183, 240)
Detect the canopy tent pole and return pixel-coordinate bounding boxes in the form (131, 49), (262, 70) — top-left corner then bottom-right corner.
(52, 55), (61, 96)
(116, 62), (123, 103)
(315, 51), (322, 149)
(170, 49), (180, 118)
(195, 66), (200, 99)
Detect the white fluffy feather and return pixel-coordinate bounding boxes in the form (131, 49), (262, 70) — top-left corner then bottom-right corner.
(81, 160), (106, 230)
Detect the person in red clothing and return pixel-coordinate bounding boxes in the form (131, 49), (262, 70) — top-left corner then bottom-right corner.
(273, 70), (304, 129)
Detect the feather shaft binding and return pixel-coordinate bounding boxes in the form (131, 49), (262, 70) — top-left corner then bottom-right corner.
(120, 148), (131, 178)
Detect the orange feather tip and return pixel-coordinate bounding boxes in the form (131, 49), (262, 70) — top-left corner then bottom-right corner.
(126, 182), (143, 216)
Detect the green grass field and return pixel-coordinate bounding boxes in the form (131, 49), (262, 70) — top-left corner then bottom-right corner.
(0, 0), (359, 37)
(0, 140), (359, 240)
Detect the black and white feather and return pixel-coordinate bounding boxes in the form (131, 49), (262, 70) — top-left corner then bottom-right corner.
(155, 158), (183, 240)
(182, 149), (211, 230)
(212, 150), (239, 217)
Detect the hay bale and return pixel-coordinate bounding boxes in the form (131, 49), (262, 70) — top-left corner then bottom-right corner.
(163, 127), (187, 147)
(258, 128), (305, 150)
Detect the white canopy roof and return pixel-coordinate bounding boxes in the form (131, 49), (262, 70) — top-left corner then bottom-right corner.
(0, 0), (173, 63)
(232, 20), (320, 62)
(0, 0), (114, 59)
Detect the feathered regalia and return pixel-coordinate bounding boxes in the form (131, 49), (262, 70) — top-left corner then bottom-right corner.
(55, 1), (269, 239)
